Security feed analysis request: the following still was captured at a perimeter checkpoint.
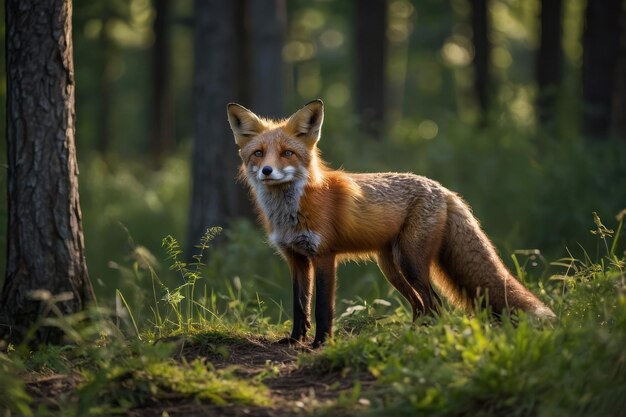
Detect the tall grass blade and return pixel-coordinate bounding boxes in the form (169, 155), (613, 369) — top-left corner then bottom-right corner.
(116, 290), (141, 340)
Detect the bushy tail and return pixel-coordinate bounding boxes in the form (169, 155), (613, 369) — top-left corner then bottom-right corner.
(433, 193), (556, 320)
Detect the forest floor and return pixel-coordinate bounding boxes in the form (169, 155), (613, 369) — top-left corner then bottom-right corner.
(23, 335), (371, 417)
(10, 226), (626, 417)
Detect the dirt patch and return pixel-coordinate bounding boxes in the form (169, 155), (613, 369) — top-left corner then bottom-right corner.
(170, 335), (372, 416)
(24, 372), (82, 410)
(24, 336), (373, 416)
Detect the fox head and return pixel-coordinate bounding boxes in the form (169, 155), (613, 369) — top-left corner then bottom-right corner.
(227, 100), (324, 187)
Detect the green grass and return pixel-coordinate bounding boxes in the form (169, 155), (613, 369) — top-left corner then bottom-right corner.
(304, 294), (625, 416)
(1, 212), (624, 416)
(301, 218), (626, 417)
(2, 313), (276, 416)
(72, 341), (270, 415)
(0, 353), (32, 417)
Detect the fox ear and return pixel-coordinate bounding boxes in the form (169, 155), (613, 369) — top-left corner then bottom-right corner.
(286, 99), (324, 146)
(227, 103), (264, 148)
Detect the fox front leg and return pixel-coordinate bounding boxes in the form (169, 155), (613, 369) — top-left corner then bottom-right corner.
(280, 252), (312, 345)
(312, 255), (337, 348)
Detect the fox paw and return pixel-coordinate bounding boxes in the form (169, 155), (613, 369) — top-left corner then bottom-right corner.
(276, 335), (307, 347)
(311, 338), (327, 349)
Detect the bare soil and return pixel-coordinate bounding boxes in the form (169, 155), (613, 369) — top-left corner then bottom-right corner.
(24, 336), (373, 416)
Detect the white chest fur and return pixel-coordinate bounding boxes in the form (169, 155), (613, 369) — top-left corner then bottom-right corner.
(253, 179), (321, 256)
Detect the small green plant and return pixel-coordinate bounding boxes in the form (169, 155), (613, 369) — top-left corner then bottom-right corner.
(112, 226), (292, 340)
(159, 227), (222, 333)
(24, 344), (73, 374)
(112, 228), (225, 338)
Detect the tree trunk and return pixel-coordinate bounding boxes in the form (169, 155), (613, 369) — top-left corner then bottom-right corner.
(96, 4), (115, 155)
(248, 0), (286, 119)
(234, 0), (252, 107)
(536, 0), (563, 128)
(2, 0), (94, 345)
(470, 0), (490, 115)
(355, 0), (387, 139)
(610, 5), (626, 139)
(582, 0), (622, 138)
(187, 0), (252, 256)
(149, 0), (174, 165)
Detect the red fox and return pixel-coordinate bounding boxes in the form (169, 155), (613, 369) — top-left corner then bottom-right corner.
(227, 100), (556, 347)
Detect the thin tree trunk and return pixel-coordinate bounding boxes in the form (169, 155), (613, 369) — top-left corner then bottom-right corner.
(610, 5), (626, 139)
(96, 5), (115, 155)
(235, 0), (252, 107)
(187, 0), (252, 256)
(248, 0), (286, 119)
(149, 0), (174, 164)
(536, 0), (563, 127)
(355, 0), (387, 139)
(2, 0), (94, 345)
(470, 0), (490, 115)
(582, 0), (622, 138)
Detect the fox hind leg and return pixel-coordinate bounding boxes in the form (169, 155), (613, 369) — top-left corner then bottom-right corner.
(394, 241), (441, 315)
(377, 248), (423, 320)
(394, 206), (447, 315)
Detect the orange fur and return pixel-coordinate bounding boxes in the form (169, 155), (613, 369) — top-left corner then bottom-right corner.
(227, 100), (556, 347)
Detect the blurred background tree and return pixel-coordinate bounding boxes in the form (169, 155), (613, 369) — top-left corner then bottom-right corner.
(581, 0), (624, 138)
(149, 0), (174, 164)
(355, 0), (387, 138)
(1, 0), (624, 315)
(470, 0), (491, 118)
(187, 0), (251, 258)
(249, 0), (287, 119)
(536, 0), (563, 128)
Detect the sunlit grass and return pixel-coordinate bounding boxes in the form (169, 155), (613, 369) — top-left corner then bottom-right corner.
(300, 215), (626, 417)
(1, 213), (624, 416)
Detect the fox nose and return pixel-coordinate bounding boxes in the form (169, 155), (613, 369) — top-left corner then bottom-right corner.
(261, 166), (273, 176)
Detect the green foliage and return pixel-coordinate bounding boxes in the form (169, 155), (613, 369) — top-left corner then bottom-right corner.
(160, 227), (223, 333)
(109, 228), (292, 342)
(74, 339), (269, 415)
(302, 216), (626, 417)
(0, 353), (32, 417)
(1, 215), (624, 416)
(2, 310), (272, 416)
(24, 345), (74, 374)
(1, 1), (625, 414)
(78, 154), (189, 301)
(144, 359), (270, 406)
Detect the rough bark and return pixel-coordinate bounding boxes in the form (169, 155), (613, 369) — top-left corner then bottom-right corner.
(355, 0), (387, 139)
(187, 0), (252, 256)
(536, 0), (563, 127)
(470, 0), (490, 115)
(582, 0), (622, 138)
(248, 0), (286, 119)
(2, 0), (94, 345)
(149, 0), (174, 164)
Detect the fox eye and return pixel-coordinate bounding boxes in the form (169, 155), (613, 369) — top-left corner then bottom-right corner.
(253, 150), (263, 157)
(282, 150), (294, 157)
